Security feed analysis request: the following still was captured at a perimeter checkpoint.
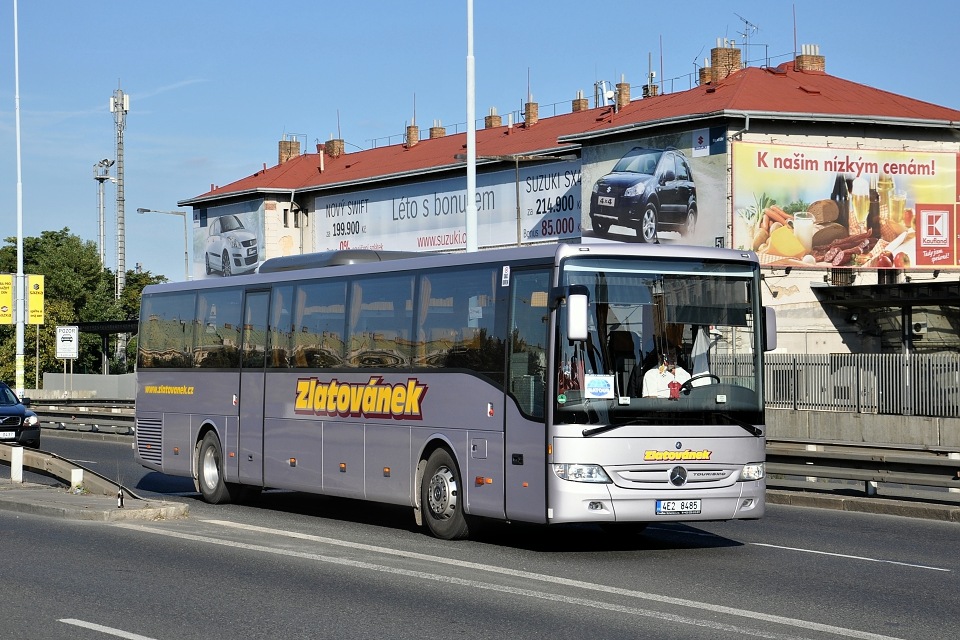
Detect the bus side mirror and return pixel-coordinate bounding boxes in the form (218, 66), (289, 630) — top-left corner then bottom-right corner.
(567, 292), (589, 342)
(763, 306), (777, 352)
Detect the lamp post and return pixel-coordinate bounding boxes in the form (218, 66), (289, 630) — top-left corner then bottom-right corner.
(455, 153), (578, 245)
(137, 208), (190, 280)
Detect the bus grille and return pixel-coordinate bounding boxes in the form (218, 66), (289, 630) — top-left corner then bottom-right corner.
(136, 417), (163, 465)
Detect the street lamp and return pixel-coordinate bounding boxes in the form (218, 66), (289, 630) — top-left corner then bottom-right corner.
(137, 208), (190, 280)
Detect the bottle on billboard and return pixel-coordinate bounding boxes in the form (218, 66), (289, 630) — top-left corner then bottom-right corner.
(830, 173), (850, 229)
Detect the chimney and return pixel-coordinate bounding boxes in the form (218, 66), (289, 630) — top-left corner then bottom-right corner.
(699, 56), (713, 86)
(524, 97), (538, 127)
(429, 119), (446, 139)
(325, 137), (344, 158)
(709, 38), (742, 83)
(484, 107), (502, 129)
(406, 123), (419, 148)
(615, 76), (631, 110)
(795, 43), (826, 72)
(278, 138), (300, 164)
(642, 83), (659, 98)
(572, 90), (589, 112)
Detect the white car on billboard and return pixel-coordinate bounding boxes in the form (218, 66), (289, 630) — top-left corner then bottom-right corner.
(204, 214), (259, 276)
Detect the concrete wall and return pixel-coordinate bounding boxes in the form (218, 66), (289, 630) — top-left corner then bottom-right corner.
(33, 373), (136, 400)
(768, 407), (960, 449)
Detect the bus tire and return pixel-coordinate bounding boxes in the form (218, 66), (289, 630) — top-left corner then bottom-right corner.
(420, 448), (469, 540)
(198, 431), (232, 504)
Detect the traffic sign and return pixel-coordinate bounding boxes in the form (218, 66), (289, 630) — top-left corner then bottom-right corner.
(56, 325), (79, 359)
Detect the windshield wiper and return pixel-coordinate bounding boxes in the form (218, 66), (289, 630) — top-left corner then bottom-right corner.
(719, 413), (763, 437)
(582, 417), (655, 437)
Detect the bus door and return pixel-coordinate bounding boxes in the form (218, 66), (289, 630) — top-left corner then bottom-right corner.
(504, 268), (550, 523)
(238, 289), (270, 486)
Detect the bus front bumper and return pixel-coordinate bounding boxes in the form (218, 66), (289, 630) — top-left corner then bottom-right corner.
(547, 477), (765, 524)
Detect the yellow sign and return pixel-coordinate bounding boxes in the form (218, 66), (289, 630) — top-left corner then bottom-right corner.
(0, 275), (12, 325)
(27, 274), (44, 325)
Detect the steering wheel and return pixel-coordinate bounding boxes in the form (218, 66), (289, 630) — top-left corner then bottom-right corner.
(680, 374), (721, 394)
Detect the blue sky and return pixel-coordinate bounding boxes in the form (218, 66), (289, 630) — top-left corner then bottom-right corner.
(3, 0), (959, 281)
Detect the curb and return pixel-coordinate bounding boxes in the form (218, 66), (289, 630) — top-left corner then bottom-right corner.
(0, 484), (188, 522)
(766, 489), (960, 523)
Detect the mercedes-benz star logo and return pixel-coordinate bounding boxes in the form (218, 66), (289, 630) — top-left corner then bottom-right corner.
(669, 466), (688, 487)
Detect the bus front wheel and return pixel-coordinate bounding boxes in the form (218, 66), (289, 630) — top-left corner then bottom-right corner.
(198, 432), (232, 504)
(420, 449), (469, 540)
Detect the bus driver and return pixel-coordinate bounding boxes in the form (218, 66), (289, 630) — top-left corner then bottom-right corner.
(641, 350), (690, 399)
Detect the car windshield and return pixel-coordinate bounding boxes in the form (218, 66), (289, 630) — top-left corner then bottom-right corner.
(220, 215), (245, 232)
(0, 386), (20, 405)
(555, 256), (763, 426)
(611, 149), (662, 175)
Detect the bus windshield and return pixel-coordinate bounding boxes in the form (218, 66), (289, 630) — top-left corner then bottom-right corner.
(555, 256), (762, 427)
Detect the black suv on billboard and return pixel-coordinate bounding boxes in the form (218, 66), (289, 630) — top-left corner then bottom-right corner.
(589, 147), (697, 243)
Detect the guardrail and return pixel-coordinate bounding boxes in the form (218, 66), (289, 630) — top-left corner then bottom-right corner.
(31, 402), (960, 498)
(32, 401), (134, 436)
(766, 440), (960, 496)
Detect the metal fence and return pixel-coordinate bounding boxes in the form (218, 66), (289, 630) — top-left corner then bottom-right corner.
(764, 352), (960, 418)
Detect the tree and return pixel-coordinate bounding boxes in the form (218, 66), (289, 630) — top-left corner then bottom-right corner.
(0, 229), (165, 382)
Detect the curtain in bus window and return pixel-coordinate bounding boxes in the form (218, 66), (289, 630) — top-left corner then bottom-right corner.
(292, 280), (346, 368)
(241, 293), (269, 369)
(137, 292), (196, 369)
(194, 289), (242, 368)
(267, 285), (294, 368)
(347, 275), (414, 368)
(509, 269), (549, 419)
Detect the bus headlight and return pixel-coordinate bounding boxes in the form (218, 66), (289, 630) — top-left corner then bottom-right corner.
(739, 462), (765, 481)
(553, 463), (612, 483)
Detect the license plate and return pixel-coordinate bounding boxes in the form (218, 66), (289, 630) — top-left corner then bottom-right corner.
(247, 247), (257, 256)
(598, 195), (615, 207)
(656, 499), (701, 515)
(0, 431), (15, 439)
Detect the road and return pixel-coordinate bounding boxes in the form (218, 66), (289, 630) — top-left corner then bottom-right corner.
(1, 433), (956, 639)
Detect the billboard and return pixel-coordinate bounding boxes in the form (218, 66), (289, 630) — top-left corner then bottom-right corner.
(580, 128), (728, 249)
(732, 142), (958, 270)
(314, 160), (582, 252)
(194, 201), (265, 279)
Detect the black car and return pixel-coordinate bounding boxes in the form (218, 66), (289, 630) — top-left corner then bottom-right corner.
(0, 382), (40, 449)
(589, 147), (697, 243)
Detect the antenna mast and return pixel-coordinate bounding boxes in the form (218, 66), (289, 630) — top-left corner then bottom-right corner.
(735, 13), (759, 65)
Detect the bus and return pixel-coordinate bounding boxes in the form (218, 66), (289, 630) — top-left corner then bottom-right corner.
(134, 243), (776, 539)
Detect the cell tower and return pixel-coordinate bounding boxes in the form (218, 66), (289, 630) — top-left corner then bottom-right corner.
(110, 87), (129, 299)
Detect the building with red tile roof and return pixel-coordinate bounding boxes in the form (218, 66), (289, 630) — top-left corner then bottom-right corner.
(179, 43), (959, 356)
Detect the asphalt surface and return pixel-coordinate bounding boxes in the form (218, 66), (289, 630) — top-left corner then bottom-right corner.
(1, 429), (959, 524)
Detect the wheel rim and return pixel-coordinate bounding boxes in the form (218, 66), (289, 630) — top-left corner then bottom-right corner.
(686, 211), (696, 235)
(426, 465), (458, 520)
(222, 252), (232, 276)
(201, 446), (220, 492)
(641, 208), (657, 242)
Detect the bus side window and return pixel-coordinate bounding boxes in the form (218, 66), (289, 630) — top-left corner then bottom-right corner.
(293, 280), (347, 368)
(347, 275), (414, 368)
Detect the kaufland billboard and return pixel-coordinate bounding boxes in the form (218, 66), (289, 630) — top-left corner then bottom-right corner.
(732, 142), (958, 270)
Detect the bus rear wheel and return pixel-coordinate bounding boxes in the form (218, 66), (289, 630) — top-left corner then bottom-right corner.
(198, 432), (232, 504)
(420, 449), (469, 540)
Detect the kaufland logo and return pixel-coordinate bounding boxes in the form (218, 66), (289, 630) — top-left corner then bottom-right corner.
(920, 209), (949, 247)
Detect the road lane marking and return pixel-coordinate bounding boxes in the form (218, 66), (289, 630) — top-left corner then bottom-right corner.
(751, 543), (951, 572)
(59, 619), (157, 640)
(118, 520), (904, 640)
